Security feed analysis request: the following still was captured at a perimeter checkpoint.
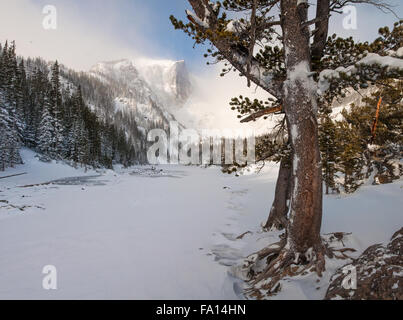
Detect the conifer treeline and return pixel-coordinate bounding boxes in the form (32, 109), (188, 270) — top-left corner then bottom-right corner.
(0, 41), (140, 171)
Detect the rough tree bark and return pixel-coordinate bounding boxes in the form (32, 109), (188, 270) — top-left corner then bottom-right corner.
(281, 0), (324, 257)
(246, 2), (326, 296)
(257, 0), (329, 231)
(263, 156), (291, 230)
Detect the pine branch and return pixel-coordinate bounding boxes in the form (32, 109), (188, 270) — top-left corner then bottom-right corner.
(240, 105), (283, 123)
(186, 0), (283, 99)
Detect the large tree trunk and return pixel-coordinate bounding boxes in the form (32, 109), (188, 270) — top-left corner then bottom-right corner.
(264, 155), (291, 231)
(281, 0), (324, 255)
(246, 4), (325, 295)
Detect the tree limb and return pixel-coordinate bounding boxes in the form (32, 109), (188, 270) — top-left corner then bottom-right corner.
(330, 0), (399, 18)
(240, 105), (283, 123)
(302, 15), (331, 29)
(187, 0), (283, 99)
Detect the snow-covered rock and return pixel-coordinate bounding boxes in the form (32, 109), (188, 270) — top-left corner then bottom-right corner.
(326, 228), (403, 300)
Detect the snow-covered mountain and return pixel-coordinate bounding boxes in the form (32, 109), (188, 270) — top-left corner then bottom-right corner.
(88, 58), (192, 133)
(135, 58), (192, 106)
(87, 57), (280, 137)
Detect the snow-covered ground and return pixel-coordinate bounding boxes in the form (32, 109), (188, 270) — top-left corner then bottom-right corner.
(0, 149), (402, 299)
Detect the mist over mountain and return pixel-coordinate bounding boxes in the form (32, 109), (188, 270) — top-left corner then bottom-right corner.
(135, 58), (192, 106)
(88, 58), (194, 136)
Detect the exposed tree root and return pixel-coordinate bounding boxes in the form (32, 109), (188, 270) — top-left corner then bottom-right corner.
(236, 231), (252, 240)
(237, 232), (355, 299)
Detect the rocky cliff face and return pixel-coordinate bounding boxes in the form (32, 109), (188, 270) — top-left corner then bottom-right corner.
(88, 58), (191, 133)
(136, 59), (192, 107)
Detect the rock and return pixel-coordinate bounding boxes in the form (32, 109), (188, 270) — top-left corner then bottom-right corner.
(325, 228), (403, 300)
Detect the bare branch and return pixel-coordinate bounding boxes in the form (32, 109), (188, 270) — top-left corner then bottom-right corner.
(301, 15), (331, 29)
(240, 105), (283, 123)
(330, 0), (400, 18)
(261, 20), (282, 29)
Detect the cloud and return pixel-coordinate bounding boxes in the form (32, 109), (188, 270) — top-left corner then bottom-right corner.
(176, 65), (281, 135)
(0, 0), (150, 70)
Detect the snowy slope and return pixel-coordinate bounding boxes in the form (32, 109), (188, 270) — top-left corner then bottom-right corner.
(0, 149), (402, 299)
(88, 58), (190, 132)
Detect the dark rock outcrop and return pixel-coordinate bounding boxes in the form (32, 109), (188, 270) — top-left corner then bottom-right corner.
(325, 228), (403, 300)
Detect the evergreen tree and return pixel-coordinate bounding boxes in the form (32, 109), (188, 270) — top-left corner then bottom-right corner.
(49, 61), (64, 156)
(335, 119), (366, 193)
(319, 111), (339, 194)
(37, 93), (54, 156)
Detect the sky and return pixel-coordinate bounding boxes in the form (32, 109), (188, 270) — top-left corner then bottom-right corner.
(0, 0), (401, 131)
(0, 0), (401, 72)
(0, 0), (209, 71)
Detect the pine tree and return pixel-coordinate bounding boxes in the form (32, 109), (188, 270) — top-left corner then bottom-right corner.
(339, 79), (403, 186)
(0, 93), (12, 170)
(0, 42), (22, 168)
(319, 111), (339, 194)
(335, 119), (365, 193)
(49, 61), (64, 156)
(37, 93), (54, 157)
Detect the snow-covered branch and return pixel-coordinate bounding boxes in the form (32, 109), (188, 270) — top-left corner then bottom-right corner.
(318, 50), (403, 95)
(185, 10), (209, 29)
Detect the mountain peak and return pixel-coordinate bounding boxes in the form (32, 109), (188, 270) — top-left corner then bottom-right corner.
(134, 58), (192, 105)
(91, 59), (136, 74)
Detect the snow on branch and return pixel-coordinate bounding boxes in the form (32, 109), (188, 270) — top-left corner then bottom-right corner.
(185, 9), (209, 28)
(225, 19), (247, 33)
(357, 52), (403, 69)
(318, 50), (403, 95)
